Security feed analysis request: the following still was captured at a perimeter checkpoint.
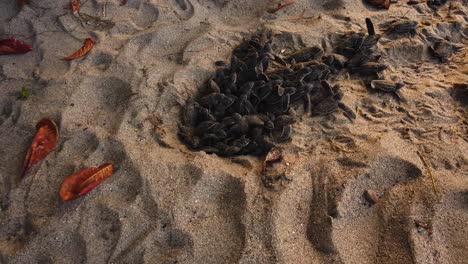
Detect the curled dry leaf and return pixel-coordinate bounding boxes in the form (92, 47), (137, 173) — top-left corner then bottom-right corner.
(71, 0), (81, 13)
(60, 163), (114, 201)
(17, 0), (29, 7)
(0, 38), (32, 55)
(21, 119), (59, 177)
(365, 0), (390, 9)
(63, 38), (95, 60)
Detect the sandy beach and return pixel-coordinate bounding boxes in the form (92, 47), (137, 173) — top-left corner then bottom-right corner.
(0, 0), (467, 263)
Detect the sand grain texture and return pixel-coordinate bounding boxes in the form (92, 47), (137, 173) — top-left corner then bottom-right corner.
(1, 0), (467, 263)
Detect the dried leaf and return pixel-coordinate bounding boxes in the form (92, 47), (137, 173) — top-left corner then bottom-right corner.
(71, 0), (81, 13)
(20, 119), (59, 177)
(60, 163), (114, 201)
(365, 0), (390, 9)
(268, 0), (295, 13)
(63, 38), (95, 60)
(0, 38), (32, 55)
(17, 0), (29, 7)
(120, 0), (128, 6)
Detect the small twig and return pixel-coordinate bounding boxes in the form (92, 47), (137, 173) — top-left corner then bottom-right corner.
(268, 0), (295, 13)
(71, 0), (81, 14)
(417, 151), (440, 198)
(103, 0), (108, 17)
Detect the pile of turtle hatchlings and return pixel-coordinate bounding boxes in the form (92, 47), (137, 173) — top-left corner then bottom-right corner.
(179, 18), (422, 157)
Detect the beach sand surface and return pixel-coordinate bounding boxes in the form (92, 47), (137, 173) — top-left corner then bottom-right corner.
(0, 0), (467, 263)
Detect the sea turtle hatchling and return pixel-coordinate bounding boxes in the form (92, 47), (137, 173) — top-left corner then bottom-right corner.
(429, 39), (463, 63)
(349, 62), (387, 76)
(370, 80), (405, 92)
(371, 80), (406, 101)
(289, 46), (324, 63)
(382, 19), (418, 35)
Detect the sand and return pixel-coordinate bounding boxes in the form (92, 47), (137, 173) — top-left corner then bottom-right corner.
(0, 0), (467, 263)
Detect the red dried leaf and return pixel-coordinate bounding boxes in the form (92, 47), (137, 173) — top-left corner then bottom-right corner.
(0, 38), (32, 55)
(71, 0), (81, 13)
(20, 119), (59, 177)
(17, 0), (29, 7)
(268, 0), (295, 13)
(120, 0), (128, 6)
(60, 163), (114, 201)
(365, 0), (391, 9)
(63, 38), (95, 60)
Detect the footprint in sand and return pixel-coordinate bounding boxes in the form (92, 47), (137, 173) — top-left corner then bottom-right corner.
(307, 166), (340, 255)
(85, 138), (143, 204)
(0, 98), (21, 126)
(62, 77), (133, 134)
(108, 163), (203, 263)
(79, 203), (122, 263)
(176, 172), (246, 264)
(92, 52), (113, 71)
(10, 230), (87, 264)
(274, 155), (425, 263)
(174, 0), (195, 20)
(387, 38), (426, 63)
(134, 2), (159, 28)
(429, 191), (468, 264)
(142, 226), (194, 263)
(123, 1), (159, 28)
(324, 156), (423, 264)
(24, 130), (100, 216)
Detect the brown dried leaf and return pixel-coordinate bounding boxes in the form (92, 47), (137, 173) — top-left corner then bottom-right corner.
(17, 0), (29, 7)
(365, 0), (390, 9)
(60, 163), (114, 201)
(20, 119), (59, 177)
(71, 0), (81, 13)
(63, 38), (95, 60)
(0, 38), (32, 55)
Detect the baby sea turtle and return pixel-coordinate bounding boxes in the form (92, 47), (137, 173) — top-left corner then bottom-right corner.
(382, 19), (418, 35)
(207, 79), (221, 94)
(429, 39), (463, 63)
(365, 18), (376, 36)
(349, 62), (387, 76)
(312, 97), (339, 116)
(289, 46), (324, 63)
(337, 102), (356, 120)
(322, 53), (347, 72)
(370, 80), (404, 92)
(180, 24), (386, 156)
(271, 125), (292, 142)
(313, 81), (356, 121)
(371, 80), (406, 101)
